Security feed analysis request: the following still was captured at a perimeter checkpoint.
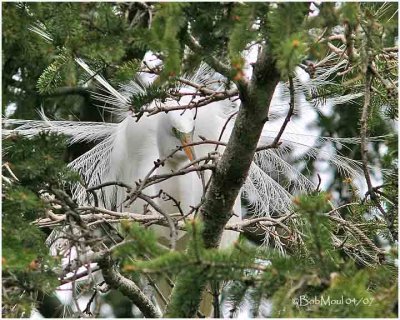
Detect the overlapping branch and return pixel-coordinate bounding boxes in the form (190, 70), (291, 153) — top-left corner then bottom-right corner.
(27, 17), (397, 318)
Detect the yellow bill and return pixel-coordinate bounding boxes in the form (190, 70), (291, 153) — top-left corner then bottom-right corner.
(179, 132), (196, 162)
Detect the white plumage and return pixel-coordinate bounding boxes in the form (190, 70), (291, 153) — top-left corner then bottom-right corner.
(3, 55), (369, 251)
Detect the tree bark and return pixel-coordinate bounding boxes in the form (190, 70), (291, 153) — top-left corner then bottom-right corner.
(98, 255), (161, 318)
(165, 46), (280, 317)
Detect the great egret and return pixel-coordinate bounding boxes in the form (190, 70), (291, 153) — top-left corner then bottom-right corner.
(14, 20), (368, 249)
(4, 53), (371, 316)
(3, 53), (367, 251)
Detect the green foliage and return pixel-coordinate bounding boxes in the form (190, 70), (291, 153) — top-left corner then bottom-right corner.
(184, 3), (233, 58)
(3, 133), (78, 189)
(128, 84), (169, 113)
(238, 194), (396, 318)
(2, 2), (398, 318)
(380, 133), (398, 237)
(37, 48), (72, 94)
(118, 220), (257, 278)
(294, 193), (340, 274)
(3, 2), (152, 121)
(339, 2), (360, 28)
(149, 3), (188, 81)
(108, 207), (397, 318)
(2, 267), (59, 318)
(314, 3), (339, 30)
(113, 59), (141, 84)
(267, 2), (309, 77)
(228, 5), (256, 62)
(2, 134), (76, 317)
(2, 186), (46, 269)
(2, 3), (53, 119)
(116, 221), (170, 260)
(302, 2), (398, 226)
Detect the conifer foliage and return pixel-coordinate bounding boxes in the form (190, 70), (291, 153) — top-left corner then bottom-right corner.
(2, 2), (398, 318)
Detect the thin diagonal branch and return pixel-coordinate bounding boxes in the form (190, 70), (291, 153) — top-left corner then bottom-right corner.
(359, 64), (393, 240)
(269, 75), (296, 148)
(137, 193), (177, 250)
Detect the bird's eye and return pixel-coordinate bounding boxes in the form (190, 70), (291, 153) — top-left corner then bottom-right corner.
(171, 127), (178, 137)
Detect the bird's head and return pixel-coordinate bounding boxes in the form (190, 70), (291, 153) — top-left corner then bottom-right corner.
(157, 110), (196, 163)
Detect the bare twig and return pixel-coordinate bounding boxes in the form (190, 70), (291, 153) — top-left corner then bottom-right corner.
(225, 213), (295, 233)
(144, 92), (237, 115)
(59, 267), (101, 285)
(215, 111), (238, 152)
(137, 193), (177, 250)
(83, 290), (97, 316)
(270, 76), (296, 148)
(176, 77), (237, 97)
(86, 181), (132, 193)
(324, 202), (359, 216)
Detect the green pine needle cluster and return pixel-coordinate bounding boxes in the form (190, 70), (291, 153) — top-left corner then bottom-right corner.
(36, 49), (72, 94)
(267, 3), (310, 78)
(2, 133), (78, 317)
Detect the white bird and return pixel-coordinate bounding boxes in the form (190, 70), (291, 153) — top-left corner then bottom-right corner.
(10, 27), (387, 316)
(3, 53), (369, 252)
(4, 54), (374, 316)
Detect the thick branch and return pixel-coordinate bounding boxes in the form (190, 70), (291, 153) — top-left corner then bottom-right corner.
(165, 45), (280, 317)
(199, 46), (279, 248)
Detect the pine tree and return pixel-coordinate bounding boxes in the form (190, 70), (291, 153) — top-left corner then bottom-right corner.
(2, 2), (398, 318)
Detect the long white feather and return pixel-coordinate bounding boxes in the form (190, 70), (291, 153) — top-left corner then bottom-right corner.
(3, 57), (373, 250)
(3, 118), (116, 144)
(75, 58), (129, 108)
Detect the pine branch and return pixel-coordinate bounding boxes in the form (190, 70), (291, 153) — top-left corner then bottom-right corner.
(185, 33), (231, 77)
